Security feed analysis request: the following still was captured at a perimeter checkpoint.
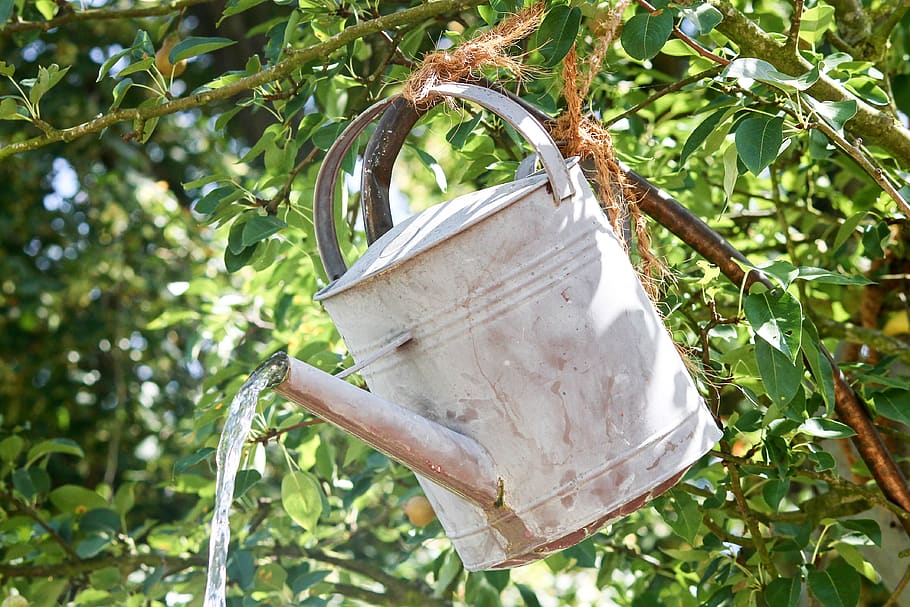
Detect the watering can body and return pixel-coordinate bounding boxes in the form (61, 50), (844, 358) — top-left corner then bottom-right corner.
(274, 83), (721, 571)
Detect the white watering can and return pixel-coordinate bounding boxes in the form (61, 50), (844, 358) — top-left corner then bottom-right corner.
(271, 83), (721, 571)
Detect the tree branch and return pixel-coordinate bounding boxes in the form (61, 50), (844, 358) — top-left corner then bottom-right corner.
(786, 0), (804, 54)
(0, 553), (207, 579)
(720, 440), (780, 580)
(0, 0), (214, 35)
(0, 0), (487, 160)
(604, 66), (724, 128)
(708, 0), (910, 168)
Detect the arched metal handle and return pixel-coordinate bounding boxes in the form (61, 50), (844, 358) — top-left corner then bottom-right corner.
(313, 83), (574, 281)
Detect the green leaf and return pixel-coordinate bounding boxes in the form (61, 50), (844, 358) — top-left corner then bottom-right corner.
(96, 47), (132, 82)
(795, 266), (871, 285)
(110, 78), (133, 111)
(0, 435), (24, 462)
(735, 115), (784, 174)
(48, 485), (109, 513)
(35, 0), (56, 20)
(844, 77), (889, 106)
(115, 57), (154, 79)
(537, 5), (581, 67)
(281, 470), (323, 532)
(744, 291), (802, 361)
(621, 9), (675, 61)
(76, 534), (112, 559)
(799, 2), (835, 44)
(833, 212), (866, 251)
(681, 108), (731, 165)
(484, 569), (510, 592)
(834, 543), (879, 582)
(798, 418), (855, 439)
(873, 389), (910, 426)
(254, 562), (288, 591)
(224, 242), (257, 273)
(27, 438), (84, 465)
(808, 559), (860, 607)
(168, 37), (237, 64)
(724, 58), (817, 92)
(680, 4), (722, 35)
(804, 97), (856, 133)
(409, 145), (447, 193)
(221, 0), (268, 20)
(840, 519), (881, 547)
(241, 215), (286, 247)
(446, 112), (483, 149)
(29, 64), (70, 107)
(722, 143), (738, 204)
(0, 59), (13, 77)
(763, 577), (800, 607)
(754, 337), (803, 406)
(516, 583), (543, 607)
(174, 447), (216, 473)
(0, 0), (13, 25)
(801, 320), (835, 414)
(233, 469), (261, 498)
(662, 490), (701, 544)
(762, 478), (788, 511)
(194, 185), (234, 215)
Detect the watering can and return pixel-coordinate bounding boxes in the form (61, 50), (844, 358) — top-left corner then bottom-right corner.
(271, 83), (722, 571)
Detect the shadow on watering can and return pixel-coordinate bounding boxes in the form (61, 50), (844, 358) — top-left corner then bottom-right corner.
(267, 83), (722, 571)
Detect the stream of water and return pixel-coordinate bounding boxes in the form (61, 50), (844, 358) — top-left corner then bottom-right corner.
(203, 353), (289, 607)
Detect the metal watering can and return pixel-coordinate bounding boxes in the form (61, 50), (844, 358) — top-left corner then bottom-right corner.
(272, 83), (721, 570)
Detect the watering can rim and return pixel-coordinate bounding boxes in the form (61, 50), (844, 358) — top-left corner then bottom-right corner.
(314, 159), (580, 301)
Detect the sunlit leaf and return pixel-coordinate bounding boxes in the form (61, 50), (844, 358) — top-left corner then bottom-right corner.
(808, 559), (860, 607)
(744, 291), (802, 362)
(537, 5), (581, 67)
(169, 37), (237, 63)
(798, 418), (855, 439)
(281, 470), (323, 532)
(754, 338), (802, 406)
(735, 114), (784, 174)
(621, 9), (674, 60)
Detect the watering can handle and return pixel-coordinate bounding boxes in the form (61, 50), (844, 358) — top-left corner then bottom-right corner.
(314, 82), (575, 281)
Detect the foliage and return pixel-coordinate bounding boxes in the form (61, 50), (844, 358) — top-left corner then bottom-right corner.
(1, 0), (910, 606)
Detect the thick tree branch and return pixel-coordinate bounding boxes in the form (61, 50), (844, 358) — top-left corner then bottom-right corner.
(0, 0), (214, 35)
(709, 0), (910, 168)
(0, 0), (486, 160)
(786, 0), (804, 54)
(828, 0), (871, 45)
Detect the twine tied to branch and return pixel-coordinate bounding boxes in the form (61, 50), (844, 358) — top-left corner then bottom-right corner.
(402, 0), (665, 297)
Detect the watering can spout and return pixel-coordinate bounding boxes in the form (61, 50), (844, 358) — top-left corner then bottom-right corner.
(268, 352), (501, 508)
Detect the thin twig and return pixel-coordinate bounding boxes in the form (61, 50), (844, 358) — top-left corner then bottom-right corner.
(604, 66), (723, 128)
(266, 146), (320, 214)
(786, 0), (805, 54)
(720, 441), (780, 580)
(807, 118), (910, 214)
(249, 417), (325, 445)
(883, 561), (910, 607)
